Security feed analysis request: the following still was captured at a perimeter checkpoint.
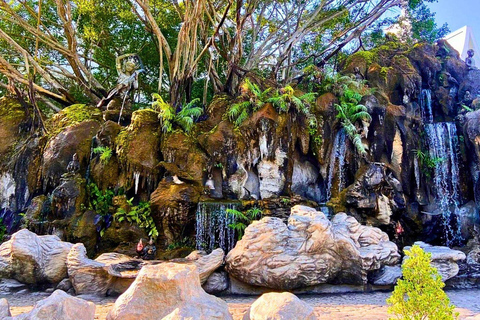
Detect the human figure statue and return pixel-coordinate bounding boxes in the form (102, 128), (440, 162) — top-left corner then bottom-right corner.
(142, 238), (157, 260)
(353, 67), (364, 81)
(135, 239), (144, 258)
(97, 53), (144, 110)
(66, 153), (80, 174)
(466, 49), (476, 70)
(204, 174), (215, 195)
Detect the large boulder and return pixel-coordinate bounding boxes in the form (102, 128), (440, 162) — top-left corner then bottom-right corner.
(106, 263), (232, 320)
(0, 298), (11, 318)
(13, 290), (95, 320)
(0, 229), (73, 284)
(242, 292), (315, 320)
(404, 242), (466, 281)
(226, 205), (400, 289)
(182, 249), (225, 284)
(67, 243), (140, 295)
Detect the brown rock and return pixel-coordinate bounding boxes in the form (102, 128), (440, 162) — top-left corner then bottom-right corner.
(14, 290), (95, 320)
(106, 263), (232, 320)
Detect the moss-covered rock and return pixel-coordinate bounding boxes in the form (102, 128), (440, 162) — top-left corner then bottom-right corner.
(47, 104), (102, 136)
(0, 97), (26, 161)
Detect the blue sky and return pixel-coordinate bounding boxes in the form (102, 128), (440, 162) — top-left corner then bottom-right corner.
(428, 0), (480, 40)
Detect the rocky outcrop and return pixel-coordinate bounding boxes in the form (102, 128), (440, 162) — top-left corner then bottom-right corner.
(0, 229), (73, 284)
(369, 265), (402, 286)
(68, 244), (225, 295)
(404, 242), (466, 281)
(203, 271), (229, 294)
(226, 205), (400, 289)
(183, 249), (225, 284)
(67, 243), (141, 295)
(106, 263), (232, 320)
(13, 290), (95, 320)
(243, 292), (315, 320)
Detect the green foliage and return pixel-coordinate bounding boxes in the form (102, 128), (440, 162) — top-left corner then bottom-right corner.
(227, 78), (272, 126)
(152, 94), (203, 133)
(0, 218), (6, 242)
(335, 102), (371, 155)
(462, 105), (474, 113)
(93, 146), (113, 164)
(406, 1), (450, 43)
(227, 207), (263, 240)
(166, 237), (194, 250)
(86, 183), (114, 217)
(267, 86), (317, 115)
(414, 149), (443, 178)
(280, 197), (291, 205)
(387, 245), (458, 320)
(114, 200), (158, 239)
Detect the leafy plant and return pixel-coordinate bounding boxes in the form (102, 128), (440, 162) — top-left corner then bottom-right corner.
(0, 218), (6, 242)
(462, 104), (474, 112)
(414, 149), (444, 178)
(152, 94), (203, 133)
(227, 78), (272, 126)
(267, 85), (316, 114)
(227, 207), (263, 240)
(93, 146), (113, 164)
(166, 237), (194, 250)
(335, 102), (371, 155)
(321, 73), (372, 98)
(281, 197), (291, 205)
(387, 245), (458, 320)
(86, 183), (115, 237)
(115, 200), (159, 239)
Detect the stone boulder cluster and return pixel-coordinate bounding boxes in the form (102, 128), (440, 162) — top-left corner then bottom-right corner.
(0, 205), (474, 319)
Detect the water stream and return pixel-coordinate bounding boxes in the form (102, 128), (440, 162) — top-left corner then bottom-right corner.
(326, 129), (347, 200)
(425, 122), (463, 246)
(420, 89), (433, 123)
(195, 201), (239, 253)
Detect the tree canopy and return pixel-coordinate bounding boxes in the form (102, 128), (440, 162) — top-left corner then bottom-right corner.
(0, 0), (447, 110)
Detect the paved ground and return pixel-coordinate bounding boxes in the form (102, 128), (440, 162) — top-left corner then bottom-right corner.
(3, 289), (480, 319)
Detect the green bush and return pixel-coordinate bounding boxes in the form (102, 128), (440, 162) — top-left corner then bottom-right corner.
(93, 146), (113, 164)
(387, 245), (458, 320)
(114, 200), (158, 239)
(227, 207), (263, 240)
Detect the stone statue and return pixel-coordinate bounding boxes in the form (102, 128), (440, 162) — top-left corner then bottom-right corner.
(466, 49), (476, 70)
(136, 239), (145, 258)
(66, 153), (80, 174)
(97, 53), (144, 110)
(142, 238), (157, 260)
(353, 67), (364, 81)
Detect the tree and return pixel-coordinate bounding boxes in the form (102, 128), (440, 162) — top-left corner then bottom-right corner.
(387, 245), (458, 320)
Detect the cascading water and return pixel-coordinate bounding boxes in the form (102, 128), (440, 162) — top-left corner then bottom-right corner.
(420, 89), (433, 123)
(195, 201), (238, 253)
(134, 171), (140, 194)
(425, 122), (463, 246)
(326, 129), (347, 200)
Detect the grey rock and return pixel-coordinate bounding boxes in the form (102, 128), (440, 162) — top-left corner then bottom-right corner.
(242, 292), (315, 320)
(404, 242), (466, 281)
(0, 298), (11, 319)
(203, 271), (229, 294)
(0, 229), (73, 284)
(0, 279), (27, 294)
(369, 265), (402, 286)
(55, 278), (73, 292)
(226, 205), (400, 289)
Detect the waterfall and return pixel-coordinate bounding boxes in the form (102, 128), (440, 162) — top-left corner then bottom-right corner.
(195, 201), (238, 253)
(420, 89), (433, 123)
(326, 129), (347, 200)
(134, 171), (140, 194)
(85, 136), (97, 183)
(425, 122), (462, 246)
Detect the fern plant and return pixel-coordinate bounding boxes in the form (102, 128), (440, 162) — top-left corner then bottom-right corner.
(93, 146), (113, 164)
(152, 94), (203, 133)
(267, 85), (317, 114)
(335, 102), (371, 155)
(115, 200), (159, 239)
(227, 207), (263, 240)
(227, 78), (272, 126)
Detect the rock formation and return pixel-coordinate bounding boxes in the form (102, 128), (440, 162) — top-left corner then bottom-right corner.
(242, 292), (315, 320)
(106, 263), (232, 320)
(226, 205), (400, 289)
(404, 242), (466, 281)
(0, 229), (73, 284)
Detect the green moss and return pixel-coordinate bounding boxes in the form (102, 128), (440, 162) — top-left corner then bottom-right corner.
(0, 97), (26, 122)
(345, 50), (377, 68)
(115, 129), (132, 164)
(131, 109), (159, 128)
(47, 104), (102, 136)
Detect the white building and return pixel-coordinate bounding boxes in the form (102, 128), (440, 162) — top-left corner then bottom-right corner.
(444, 26), (480, 66)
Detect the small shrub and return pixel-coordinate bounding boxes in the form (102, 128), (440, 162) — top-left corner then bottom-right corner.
(227, 207), (263, 240)
(152, 94), (203, 133)
(93, 146), (113, 164)
(114, 200), (158, 239)
(387, 245), (458, 320)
